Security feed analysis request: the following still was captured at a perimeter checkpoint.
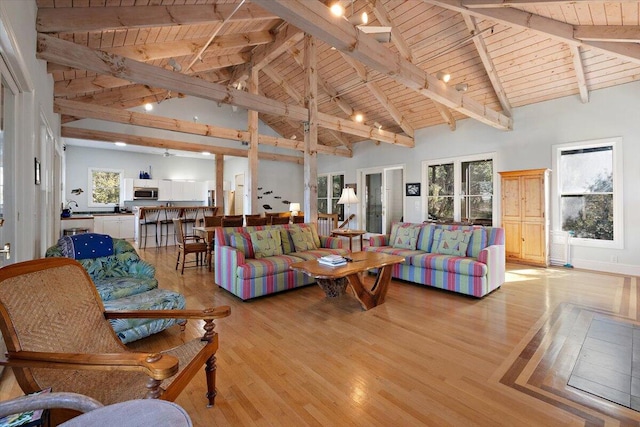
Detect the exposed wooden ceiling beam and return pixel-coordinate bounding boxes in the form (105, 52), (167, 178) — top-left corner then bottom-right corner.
(366, 0), (413, 63)
(462, 0), (639, 7)
(568, 45), (589, 103)
(61, 127), (305, 164)
(461, 14), (512, 116)
(340, 53), (418, 136)
(103, 31), (273, 63)
(574, 26), (640, 43)
(254, 0), (511, 131)
(288, 46), (356, 119)
(55, 99), (351, 158)
(36, 4), (277, 33)
(53, 60), (238, 98)
(252, 25), (305, 71)
(61, 127), (303, 164)
(38, 34), (410, 147)
(424, 0), (640, 66)
(262, 64), (352, 149)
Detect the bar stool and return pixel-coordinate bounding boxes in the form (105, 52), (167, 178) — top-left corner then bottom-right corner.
(139, 208), (160, 250)
(182, 207), (200, 238)
(160, 208), (182, 247)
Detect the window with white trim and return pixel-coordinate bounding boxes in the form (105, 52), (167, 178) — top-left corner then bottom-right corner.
(318, 173), (344, 220)
(88, 168), (123, 207)
(424, 154), (495, 224)
(554, 138), (622, 248)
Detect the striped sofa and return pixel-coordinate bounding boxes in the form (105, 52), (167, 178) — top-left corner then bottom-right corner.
(365, 222), (505, 298)
(214, 223), (348, 300)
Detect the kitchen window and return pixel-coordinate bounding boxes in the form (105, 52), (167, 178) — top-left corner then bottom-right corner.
(88, 168), (123, 207)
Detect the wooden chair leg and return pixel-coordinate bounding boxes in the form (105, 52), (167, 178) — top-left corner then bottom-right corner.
(175, 251), (180, 271)
(205, 354), (217, 407)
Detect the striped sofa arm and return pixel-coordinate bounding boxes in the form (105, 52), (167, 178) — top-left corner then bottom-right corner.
(320, 236), (344, 249)
(214, 245), (245, 292)
(368, 235), (389, 247)
(478, 244), (505, 292)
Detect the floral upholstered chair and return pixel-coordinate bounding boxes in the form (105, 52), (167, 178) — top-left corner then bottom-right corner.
(46, 235), (186, 343)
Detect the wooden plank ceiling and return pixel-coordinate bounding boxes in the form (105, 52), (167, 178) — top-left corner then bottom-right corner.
(36, 0), (640, 157)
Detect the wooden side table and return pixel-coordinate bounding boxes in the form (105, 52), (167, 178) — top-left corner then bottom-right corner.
(330, 229), (366, 252)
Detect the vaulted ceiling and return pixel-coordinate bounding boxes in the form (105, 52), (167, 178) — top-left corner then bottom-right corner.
(36, 0), (640, 159)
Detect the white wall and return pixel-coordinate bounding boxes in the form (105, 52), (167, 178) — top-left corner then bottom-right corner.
(0, 1), (61, 260)
(320, 81), (640, 275)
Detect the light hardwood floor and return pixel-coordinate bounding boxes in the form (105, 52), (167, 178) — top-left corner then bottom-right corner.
(2, 246), (639, 426)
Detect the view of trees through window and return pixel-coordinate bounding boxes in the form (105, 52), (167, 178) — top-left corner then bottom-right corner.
(317, 174), (344, 220)
(90, 169), (121, 205)
(560, 146), (613, 240)
(427, 158), (493, 222)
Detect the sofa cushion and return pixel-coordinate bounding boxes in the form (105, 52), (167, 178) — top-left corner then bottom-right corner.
(364, 246), (423, 265)
(92, 277), (158, 301)
(250, 229), (283, 258)
(58, 233), (114, 260)
(230, 232), (254, 258)
(416, 223), (435, 252)
(434, 229), (471, 256)
(237, 254), (303, 279)
(411, 253), (488, 277)
(391, 223), (422, 249)
(290, 227), (317, 252)
(466, 227), (487, 258)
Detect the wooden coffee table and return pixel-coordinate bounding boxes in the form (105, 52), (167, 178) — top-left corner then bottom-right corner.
(290, 252), (404, 310)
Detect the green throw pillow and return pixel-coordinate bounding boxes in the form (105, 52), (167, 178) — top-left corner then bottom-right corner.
(435, 230), (471, 256)
(392, 224), (421, 250)
(290, 227), (317, 252)
(250, 229), (283, 259)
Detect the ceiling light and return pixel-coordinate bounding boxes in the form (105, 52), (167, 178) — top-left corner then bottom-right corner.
(193, 116), (198, 122)
(354, 113), (364, 123)
(114, 142), (127, 147)
(436, 71), (451, 83)
(291, 134), (297, 140)
(167, 58), (182, 72)
(201, 151), (211, 156)
(330, 3), (345, 17)
(455, 83), (469, 92)
(348, 11), (368, 25)
(144, 103), (153, 111)
(373, 121), (382, 130)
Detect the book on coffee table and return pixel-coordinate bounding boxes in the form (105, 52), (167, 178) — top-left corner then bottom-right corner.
(318, 254), (347, 266)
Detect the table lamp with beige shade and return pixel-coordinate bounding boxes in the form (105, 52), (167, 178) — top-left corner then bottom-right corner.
(337, 187), (359, 228)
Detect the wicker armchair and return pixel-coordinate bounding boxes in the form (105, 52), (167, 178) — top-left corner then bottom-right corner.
(0, 258), (230, 408)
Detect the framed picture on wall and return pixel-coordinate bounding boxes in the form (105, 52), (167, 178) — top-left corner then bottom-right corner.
(406, 183), (420, 197)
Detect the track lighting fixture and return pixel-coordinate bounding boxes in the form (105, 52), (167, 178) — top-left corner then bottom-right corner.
(436, 71), (451, 83)
(455, 83), (469, 92)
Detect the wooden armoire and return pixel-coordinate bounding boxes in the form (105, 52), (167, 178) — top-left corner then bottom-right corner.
(499, 169), (550, 267)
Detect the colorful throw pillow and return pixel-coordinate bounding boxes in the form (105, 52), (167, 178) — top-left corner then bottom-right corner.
(290, 227), (317, 252)
(230, 232), (254, 258)
(434, 230), (471, 256)
(249, 229), (283, 259)
(466, 227), (487, 258)
(417, 223), (435, 252)
(280, 228), (295, 254)
(391, 224), (421, 250)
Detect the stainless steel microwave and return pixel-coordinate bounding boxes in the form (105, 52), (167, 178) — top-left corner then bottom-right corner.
(133, 187), (158, 200)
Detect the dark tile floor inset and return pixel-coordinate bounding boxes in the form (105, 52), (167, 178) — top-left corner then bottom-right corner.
(568, 316), (640, 411)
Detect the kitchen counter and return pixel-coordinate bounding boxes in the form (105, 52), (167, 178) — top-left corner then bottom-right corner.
(61, 215), (94, 220)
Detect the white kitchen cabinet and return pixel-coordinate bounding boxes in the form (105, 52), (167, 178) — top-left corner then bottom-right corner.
(158, 180), (172, 201)
(184, 181), (205, 201)
(133, 179), (158, 188)
(123, 178), (134, 201)
(94, 215), (135, 240)
(157, 180), (206, 201)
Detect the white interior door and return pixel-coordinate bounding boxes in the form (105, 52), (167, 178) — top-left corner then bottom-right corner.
(359, 165), (404, 236)
(0, 58), (17, 266)
(234, 173), (244, 215)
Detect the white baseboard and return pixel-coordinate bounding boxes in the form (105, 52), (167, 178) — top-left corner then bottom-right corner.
(571, 258), (640, 276)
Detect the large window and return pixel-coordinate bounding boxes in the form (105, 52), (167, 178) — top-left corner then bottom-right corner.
(555, 138), (622, 248)
(318, 173), (344, 219)
(424, 154), (494, 224)
(88, 168), (123, 207)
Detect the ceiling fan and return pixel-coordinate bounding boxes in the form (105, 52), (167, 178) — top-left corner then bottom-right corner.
(162, 149), (175, 157)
